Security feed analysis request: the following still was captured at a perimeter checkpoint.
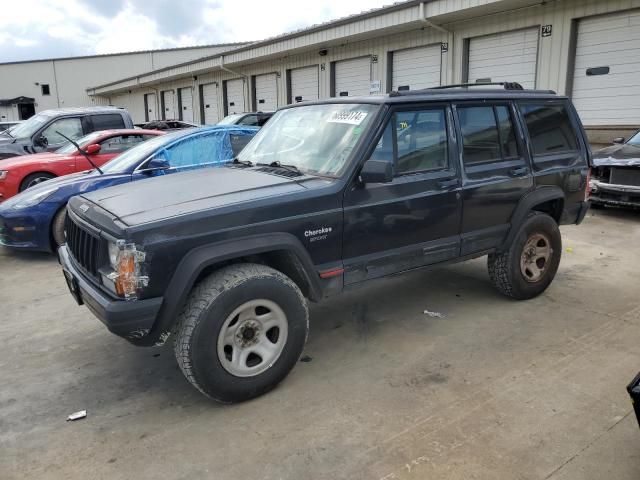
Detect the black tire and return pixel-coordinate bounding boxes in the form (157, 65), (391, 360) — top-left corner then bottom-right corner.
(20, 172), (55, 192)
(174, 263), (309, 403)
(51, 207), (67, 248)
(488, 212), (562, 300)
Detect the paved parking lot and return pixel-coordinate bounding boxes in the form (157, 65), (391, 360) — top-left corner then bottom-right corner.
(1, 208), (640, 480)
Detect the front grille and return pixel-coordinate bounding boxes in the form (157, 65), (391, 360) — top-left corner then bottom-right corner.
(65, 213), (107, 279)
(610, 168), (640, 187)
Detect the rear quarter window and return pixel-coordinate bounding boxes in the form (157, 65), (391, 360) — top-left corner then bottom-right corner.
(90, 114), (126, 131)
(519, 103), (579, 156)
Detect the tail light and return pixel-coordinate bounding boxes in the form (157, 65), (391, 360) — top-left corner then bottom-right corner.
(585, 168), (591, 201)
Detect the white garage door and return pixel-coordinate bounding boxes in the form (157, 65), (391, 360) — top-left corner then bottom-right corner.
(392, 45), (442, 91)
(468, 28), (539, 89)
(572, 11), (640, 126)
(334, 57), (371, 97)
(225, 78), (245, 115)
(145, 93), (157, 121)
(254, 73), (278, 111)
(201, 83), (221, 124)
(178, 87), (194, 122)
(290, 65), (319, 103)
(162, 90), (176, 120)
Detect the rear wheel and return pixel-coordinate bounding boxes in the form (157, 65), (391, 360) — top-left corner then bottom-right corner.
(20, 172), (55, 192)
(174, 263), (309, 403)
(488, 212), (561, 300)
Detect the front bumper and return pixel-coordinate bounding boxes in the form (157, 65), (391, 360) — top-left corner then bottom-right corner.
(58, 245), (163, 342)
(590, 180), (640, 207)
(0, 205), (54, 251)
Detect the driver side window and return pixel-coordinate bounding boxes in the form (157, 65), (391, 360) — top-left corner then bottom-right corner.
(40, 117), (83, 146)
(369, 108), (449, 175)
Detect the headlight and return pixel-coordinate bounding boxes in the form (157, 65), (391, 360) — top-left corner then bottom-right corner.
(101, 240), (149, 300)
(11, 186), (59, 209)
(0, 170), (7, 180)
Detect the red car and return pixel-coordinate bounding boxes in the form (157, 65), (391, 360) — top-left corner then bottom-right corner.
(0, 129), (164, 202)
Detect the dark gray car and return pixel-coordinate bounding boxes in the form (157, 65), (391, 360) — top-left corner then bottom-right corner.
(0, 106), (134, 160)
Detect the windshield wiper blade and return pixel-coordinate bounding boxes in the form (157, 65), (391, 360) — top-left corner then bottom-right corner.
(55, 131), (103, 175)
(257, 161), (301, 174)
(1, 129), (14, 138)
(232, 157), (253, 166)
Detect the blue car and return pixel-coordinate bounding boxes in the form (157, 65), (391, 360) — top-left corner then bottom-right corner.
(0, 125), (258, 252)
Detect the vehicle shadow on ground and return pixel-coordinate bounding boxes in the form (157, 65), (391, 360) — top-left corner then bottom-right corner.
(0, 246), (57, 264)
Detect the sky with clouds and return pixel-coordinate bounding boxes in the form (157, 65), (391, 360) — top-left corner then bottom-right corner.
(0, 0), (393, 62)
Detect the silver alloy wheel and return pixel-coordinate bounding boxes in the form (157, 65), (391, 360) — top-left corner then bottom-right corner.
(217, 299), (288, 377)
(26, 176), (50, 189)
(520, 233), (553, 282)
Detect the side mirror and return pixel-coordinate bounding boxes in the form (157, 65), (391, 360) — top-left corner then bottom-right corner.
(612, 137), (625, 144)
(34, 135), (48, 148)
(142, 155), (170, 173)
(360, 159), (393, 184)
(85, 144), (101, 155)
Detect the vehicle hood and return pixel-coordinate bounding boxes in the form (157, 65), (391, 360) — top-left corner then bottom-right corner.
(0, 152), (66, 169)
(81, 167), (307, 226)
(593, 144), (640, 167)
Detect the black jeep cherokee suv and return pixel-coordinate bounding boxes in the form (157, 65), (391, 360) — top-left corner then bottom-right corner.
(58, 84), (591, 403)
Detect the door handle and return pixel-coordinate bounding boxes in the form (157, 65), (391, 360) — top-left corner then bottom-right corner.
(437, 178), (459, 189)
(509, 167), (528, 177)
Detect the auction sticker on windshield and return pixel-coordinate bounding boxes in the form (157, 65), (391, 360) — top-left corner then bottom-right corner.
(328, 111), (368, 125)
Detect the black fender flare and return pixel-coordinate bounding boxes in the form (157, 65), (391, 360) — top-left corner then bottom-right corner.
(144, 232), (322, 346)
(500, 186), (565, 251)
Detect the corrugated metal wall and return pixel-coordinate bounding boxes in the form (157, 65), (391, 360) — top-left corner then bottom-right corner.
(97, 0), (640, 129)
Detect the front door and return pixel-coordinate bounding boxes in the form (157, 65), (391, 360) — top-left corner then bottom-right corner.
(453, 102), (533, 255)
(342, 104), (462, 284)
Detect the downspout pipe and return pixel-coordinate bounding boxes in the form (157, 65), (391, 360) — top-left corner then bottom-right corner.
(220, 55), (250, 111)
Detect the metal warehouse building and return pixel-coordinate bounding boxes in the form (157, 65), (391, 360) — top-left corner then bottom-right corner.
(2, 0), (640, 143)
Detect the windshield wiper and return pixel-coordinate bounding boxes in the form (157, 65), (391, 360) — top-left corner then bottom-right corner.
(232, 157), (253, 167)
(1, 129), (14, 138)
(56, 131), (103, 175)
(257, 161), (301, 174)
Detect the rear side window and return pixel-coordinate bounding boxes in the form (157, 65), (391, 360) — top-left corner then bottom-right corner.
(370, 108), (449, 175)
(99, 134), (146, 153)
(90, 114), (126, 131)
(457, 105), (520, 166)
(519, 103), (578, 155)
(238, 114), (259, 126)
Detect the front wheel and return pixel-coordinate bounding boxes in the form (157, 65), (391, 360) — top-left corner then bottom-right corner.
(174, 263), (309, 403)
(488, 212), (562, 300)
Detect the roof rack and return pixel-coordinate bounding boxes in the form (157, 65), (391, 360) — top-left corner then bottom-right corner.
(429, 82), (525, 90)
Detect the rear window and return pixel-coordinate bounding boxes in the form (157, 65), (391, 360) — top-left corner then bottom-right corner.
(90, 113), (125, 131)
(519, 103), (578, 155)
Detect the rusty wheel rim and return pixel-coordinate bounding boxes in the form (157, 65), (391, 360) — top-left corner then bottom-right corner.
(520, 233), (553, 283)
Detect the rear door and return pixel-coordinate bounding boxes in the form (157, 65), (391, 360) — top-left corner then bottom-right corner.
(453, 102), (532, 254)
(343, 104), (462, 284)
(517, 100), (588, 208)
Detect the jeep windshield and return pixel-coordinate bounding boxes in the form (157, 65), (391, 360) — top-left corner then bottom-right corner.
(237, 103), (378, 177)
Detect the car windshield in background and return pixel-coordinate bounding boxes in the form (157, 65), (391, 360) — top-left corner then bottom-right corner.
(626, 131), (640, 145)
(217, 114), (243, 125)
(237, 104), (378, 176)
(55, 131), (105, 154)
(101, 131), (183, 174)
(8, 113), (52, 140)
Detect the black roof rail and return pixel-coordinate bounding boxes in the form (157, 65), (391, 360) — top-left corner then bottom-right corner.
(429, 82), (525, 91)
(389, 82), (557, 97)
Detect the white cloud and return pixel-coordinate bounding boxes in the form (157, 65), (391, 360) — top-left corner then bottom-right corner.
(0, 0), (393, 61)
